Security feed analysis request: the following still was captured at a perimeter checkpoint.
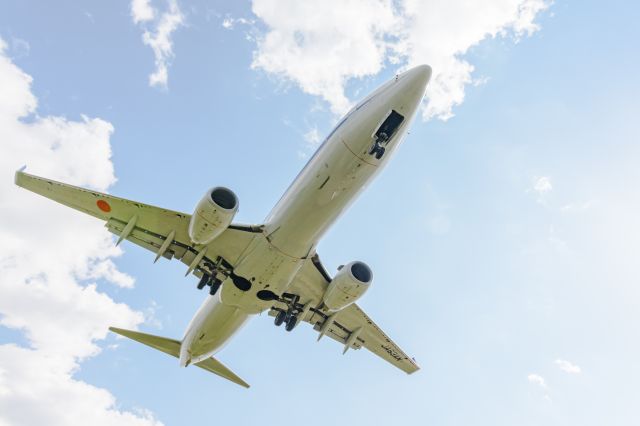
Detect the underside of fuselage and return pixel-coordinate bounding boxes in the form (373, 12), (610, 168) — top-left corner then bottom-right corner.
(180, 65), (432, 364)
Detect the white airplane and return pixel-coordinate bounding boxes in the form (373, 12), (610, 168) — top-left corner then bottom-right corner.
(15, 64), (432, 388)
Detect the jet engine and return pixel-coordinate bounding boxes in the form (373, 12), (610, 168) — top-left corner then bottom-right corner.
(188, 187), (238, 245)
(323, 261), (373, 311)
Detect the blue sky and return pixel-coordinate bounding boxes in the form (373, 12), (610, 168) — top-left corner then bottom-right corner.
(1, 1), (639, 425)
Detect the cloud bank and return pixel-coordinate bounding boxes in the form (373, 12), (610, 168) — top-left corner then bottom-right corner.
(0, 38), (160, 425)
(249, 0), (550, 119)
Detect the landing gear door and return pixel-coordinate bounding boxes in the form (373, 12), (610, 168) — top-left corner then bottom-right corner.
(369, 110), (405, 160)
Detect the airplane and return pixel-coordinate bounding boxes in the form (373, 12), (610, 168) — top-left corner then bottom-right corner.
(15, 64), (432, 388)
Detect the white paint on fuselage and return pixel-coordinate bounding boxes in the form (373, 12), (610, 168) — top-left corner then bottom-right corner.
(179, 65), (431, 367)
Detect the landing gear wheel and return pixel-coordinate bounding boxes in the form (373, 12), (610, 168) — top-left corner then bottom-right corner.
(274, 310), (287, 327)
(209, 280), (221, 296)
(375, 146), (385, 160)
(197, 275), (209, 290)
(285, 315), (298, 332)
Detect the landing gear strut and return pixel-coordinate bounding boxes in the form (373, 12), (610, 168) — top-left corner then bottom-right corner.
(369, 132), (389, 160)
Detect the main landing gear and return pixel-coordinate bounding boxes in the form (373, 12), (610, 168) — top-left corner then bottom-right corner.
(274, 310), (287, 327)
(274, 309), (300, 332)
(196, 272), (223, 296)
(273, 293), (303, 332)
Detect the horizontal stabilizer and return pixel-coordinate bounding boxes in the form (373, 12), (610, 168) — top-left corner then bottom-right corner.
(109, 327), (249, 388)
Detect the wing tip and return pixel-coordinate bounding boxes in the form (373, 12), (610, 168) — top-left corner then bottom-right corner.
(14, 166), (27, 186)
(108, 326), (137, 340)
(108, 326), (126, 334)
(405, 358), (421, 374)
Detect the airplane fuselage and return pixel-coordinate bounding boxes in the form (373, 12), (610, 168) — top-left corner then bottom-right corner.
(180, 65), (431, 366)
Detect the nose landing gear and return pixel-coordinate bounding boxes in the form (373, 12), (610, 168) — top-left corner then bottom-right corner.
(368, 110), (405, 160)
(368, 134), (388, 160)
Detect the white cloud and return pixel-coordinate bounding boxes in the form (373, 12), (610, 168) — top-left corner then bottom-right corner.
(131, 0), (184, 88)
(296, 126), (324, 159)
(77, 258), (136, 289)
(131, 0), (156, 24)
(249, 0), (551, 119)
(527, 373), (547, 388)
(222, 18), (234, 29)
(0, 38), (160, 424)
(251, 0), (399, 115)
(222, 17), (253, 30)
(555, 359), (582, 374)
(533, 176), (553, 194)
(304, 126), (322, 148)
(0, 345), (160, 426)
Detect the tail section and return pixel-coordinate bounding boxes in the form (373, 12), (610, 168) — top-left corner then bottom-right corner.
(109, 327), (250, 388)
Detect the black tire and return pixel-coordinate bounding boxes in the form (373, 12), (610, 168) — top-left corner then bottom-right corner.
(197, 275), (209, 290)
(274, 310), (287, 327)
(285, 315), (298, 332)
(375, 147), (385, 160)
(369, 144), (377, 155)
(209, 281), (221, 296)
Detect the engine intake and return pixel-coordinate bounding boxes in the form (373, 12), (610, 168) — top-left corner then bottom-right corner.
(323, 261), (373, 311)
(188, 187), (238, 245)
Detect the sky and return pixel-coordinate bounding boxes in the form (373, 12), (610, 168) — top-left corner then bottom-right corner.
(0, 0), (639, 424)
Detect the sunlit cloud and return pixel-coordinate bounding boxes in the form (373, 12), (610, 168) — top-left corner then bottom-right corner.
(248, 0), (551, 119)
(0, 36), (159, 425)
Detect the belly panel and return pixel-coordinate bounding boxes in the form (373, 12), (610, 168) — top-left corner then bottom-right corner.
(264, 139), (377, 258)
(219, 235), (304, 314)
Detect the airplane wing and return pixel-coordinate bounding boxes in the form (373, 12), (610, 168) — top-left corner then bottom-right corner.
(14, 171), (258, 279)
(275, 254), (420, 374)
(16, 171), (419, 374)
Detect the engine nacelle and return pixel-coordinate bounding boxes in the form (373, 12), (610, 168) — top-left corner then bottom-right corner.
(188, 187), (238, 245)
(323, 261), (373, 311)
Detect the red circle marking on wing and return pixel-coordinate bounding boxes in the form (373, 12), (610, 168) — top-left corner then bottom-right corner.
(97, 200), (111, 213)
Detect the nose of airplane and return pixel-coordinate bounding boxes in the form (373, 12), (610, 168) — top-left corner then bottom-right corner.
(400, 64), (432, 96)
